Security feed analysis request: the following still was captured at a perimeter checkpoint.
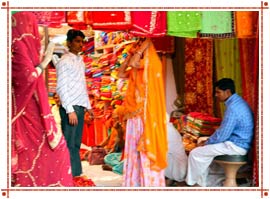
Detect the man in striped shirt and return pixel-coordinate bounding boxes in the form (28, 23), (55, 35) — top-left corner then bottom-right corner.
(56, 29), (93, 177)
(185, 78), (254, 187)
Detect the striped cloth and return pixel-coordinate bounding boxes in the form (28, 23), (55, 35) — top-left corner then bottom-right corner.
(56, 52), (91, 113)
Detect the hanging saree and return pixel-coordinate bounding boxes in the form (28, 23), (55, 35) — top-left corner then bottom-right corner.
(214, 38), (242, 117)
(184, 38), (214, 115)
(238, 37), (259, 186)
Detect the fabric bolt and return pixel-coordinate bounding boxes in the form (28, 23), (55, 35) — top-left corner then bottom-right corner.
(184, 38), (214, 115)
(11, 11), (73, 187)
(205, 93), (254, 151)
(130, 11), (167, 37)
(56, 52), (91, 114)
(200, 11), (234, 38)
(167, 11), (202, 38)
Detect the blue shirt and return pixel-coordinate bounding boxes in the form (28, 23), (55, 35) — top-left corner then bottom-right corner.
(56, 52), (91, 113)
(205, 93), (254, 150)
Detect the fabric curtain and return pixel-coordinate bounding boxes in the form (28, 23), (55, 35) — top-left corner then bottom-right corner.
(214, 38), (242, 117)
(238, 37), (259, 186)
(184, 38), (214, 115)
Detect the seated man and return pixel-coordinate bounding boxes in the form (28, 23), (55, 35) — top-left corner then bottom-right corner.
(185, 78), (254, 187)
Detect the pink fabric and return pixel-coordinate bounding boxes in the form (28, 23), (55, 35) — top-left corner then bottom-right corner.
(11, 12), (73, 186)
(122, 117), (165, 187)
(130, 11), (167, 37)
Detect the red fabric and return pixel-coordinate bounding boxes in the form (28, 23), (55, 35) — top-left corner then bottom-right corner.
(67, 11), (88, 29)
(151, 36), (175, 53)
(238, 37), (259, 186)
(130, 11), (167, 37)
(32, 11), (66, 28)
(184, 38), (214, 115)
(88, 11), (133, 31)
(11, 12), (73, 186)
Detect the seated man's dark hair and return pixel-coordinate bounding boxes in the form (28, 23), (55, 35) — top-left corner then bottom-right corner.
(214, 78), (236, 94)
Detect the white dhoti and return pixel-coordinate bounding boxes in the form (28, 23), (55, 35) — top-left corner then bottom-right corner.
(185, 141), (247, 186)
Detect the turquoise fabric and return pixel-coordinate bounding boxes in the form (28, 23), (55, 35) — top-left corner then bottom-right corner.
(104, 152), (123, 175)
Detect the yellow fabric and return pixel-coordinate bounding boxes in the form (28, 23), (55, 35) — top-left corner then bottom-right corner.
(214, 38), (242, 117)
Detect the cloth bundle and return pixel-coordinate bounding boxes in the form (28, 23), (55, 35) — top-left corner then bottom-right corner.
(186, 112), (221, 136)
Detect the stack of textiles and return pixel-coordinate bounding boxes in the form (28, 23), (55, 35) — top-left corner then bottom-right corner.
(185, 112), (221, 136)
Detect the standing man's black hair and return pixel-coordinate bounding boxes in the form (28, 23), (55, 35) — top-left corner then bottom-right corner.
(66, 29), (85, 42)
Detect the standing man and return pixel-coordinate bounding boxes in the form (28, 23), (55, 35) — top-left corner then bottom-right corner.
(56, 29), (93, 177)
(185, 78), (254, 186)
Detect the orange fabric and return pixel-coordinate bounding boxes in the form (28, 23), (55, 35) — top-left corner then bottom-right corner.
(124, 40), (168, 171)
(235, 11), (258, 38)
(105, 127), (118, 150)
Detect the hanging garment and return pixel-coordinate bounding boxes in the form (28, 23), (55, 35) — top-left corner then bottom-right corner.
(88, 11), (133, 31)
(235, 11), (258, 38)
(200, 11), (235, 38)
(129, 11), (167, 37)
(167, 11), (202, 38)
(184, 38), (214, 115)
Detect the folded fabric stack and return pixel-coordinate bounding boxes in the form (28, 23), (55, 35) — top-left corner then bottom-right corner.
(47, 66), (57, 94)
(186, 112), (221, 136)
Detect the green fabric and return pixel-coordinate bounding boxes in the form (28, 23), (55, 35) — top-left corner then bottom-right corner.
(11, 11), (21, 15)
(201, 11), (233, 34)
(167, 11), (202, 38)
(214, 38), (242, 117)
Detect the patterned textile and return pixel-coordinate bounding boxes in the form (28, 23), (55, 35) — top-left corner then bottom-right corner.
(67, 11), (88, 29)
(235, 11), (258, 38)
(32, 11), (66, 28)
(11, 12), (73, 186)
(199, 11), (235, 38)
(214, 38), (242, 117)
(184, 38), (214, 115)
(122, 117), (165, 186)
(130, 11), (167, 37)
(88, 11), (133, 31)
(167, 11), (202, 38)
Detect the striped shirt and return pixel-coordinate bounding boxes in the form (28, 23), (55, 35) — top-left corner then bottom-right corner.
(205, 93), (254, 150)
(56, 52), (91, 113)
